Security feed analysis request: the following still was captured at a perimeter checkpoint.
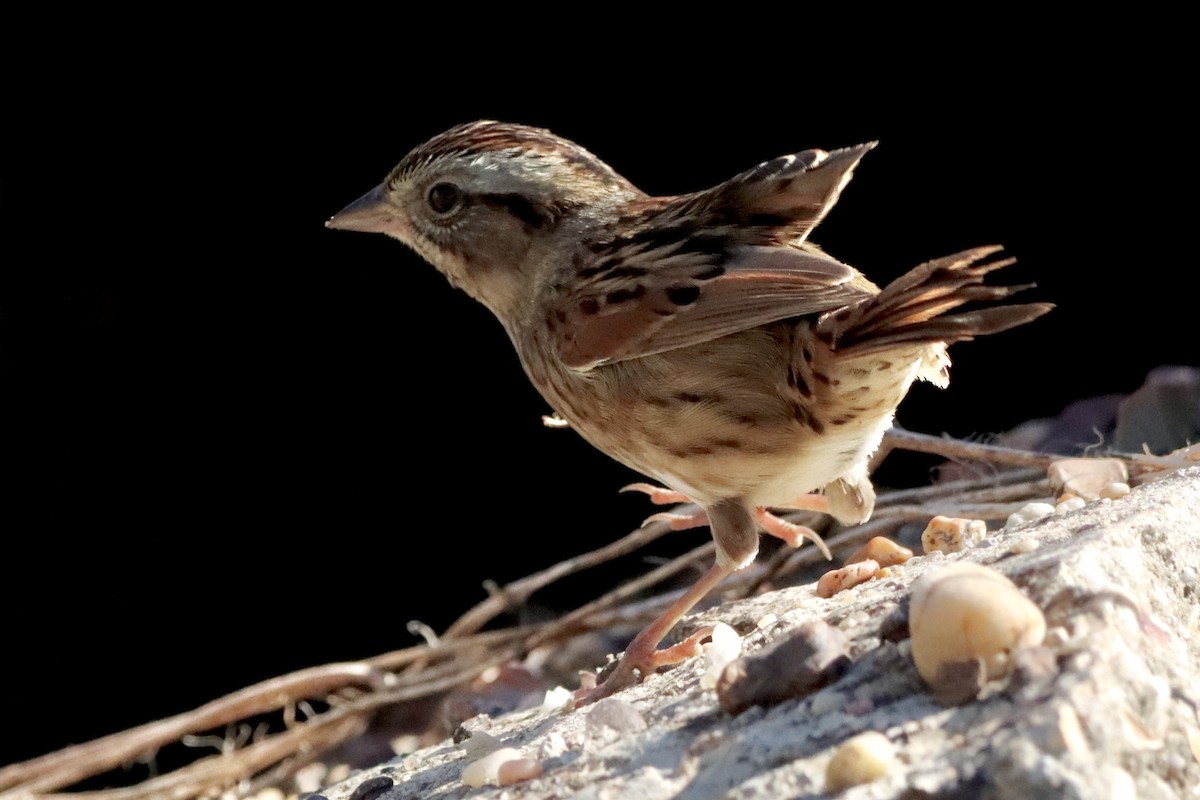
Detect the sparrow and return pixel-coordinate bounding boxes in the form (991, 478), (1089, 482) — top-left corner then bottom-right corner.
(327, 121), (1051, 703)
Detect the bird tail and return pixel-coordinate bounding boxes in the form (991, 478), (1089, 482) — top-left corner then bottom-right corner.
(815, 246), (1052, 358)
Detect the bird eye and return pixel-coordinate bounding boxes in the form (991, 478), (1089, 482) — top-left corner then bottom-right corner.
(426, 182), (462, 214)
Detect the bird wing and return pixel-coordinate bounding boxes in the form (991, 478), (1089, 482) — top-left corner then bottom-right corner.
(552, 246), (874, 370)
(549, 143), (879, 370)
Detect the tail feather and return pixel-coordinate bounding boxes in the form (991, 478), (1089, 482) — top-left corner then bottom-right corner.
(818, 247), (1052, 355)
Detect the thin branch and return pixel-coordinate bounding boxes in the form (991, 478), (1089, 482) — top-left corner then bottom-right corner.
(883, 427), (1060, 470)
(883, 426), (1193, 478)
(18, 711), (370, 800)
(441, 515), (684, 639)
(365, 625), (534, 672)
(0, 665), (390, 795)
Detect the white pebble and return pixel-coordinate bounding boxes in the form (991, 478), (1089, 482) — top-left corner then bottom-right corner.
(1055, 496), (1087, 514)
(1009, 537), (1040, 554)
(249, 790), (285, 800)
(1006, 502), (1055, 528)
(462, 747), (522, 788)
(541, 685), (573, 712)
(700, 623), (742, 690)
(294, 763), (327, 794)
(756, 613), (778, 630)
(1100, 481), (1131, 499)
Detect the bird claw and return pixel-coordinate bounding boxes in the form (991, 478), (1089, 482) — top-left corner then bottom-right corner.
(642, 510), (710, 531)
(757, 509), (833, 560)
(620, 483), (692, 505)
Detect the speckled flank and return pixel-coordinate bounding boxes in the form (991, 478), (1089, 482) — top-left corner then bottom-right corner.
(519, 318), (931, 511)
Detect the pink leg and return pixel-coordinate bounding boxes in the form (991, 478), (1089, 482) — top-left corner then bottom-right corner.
(756, 509), (833, 560)
(575, 562), (733, 706)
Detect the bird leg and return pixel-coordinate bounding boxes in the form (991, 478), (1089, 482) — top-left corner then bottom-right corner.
(575, 488), (831, 705)
(574, 561), (733, 706)
(623, 482), (833, 556)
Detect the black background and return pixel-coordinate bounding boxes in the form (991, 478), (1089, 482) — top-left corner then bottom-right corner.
(1, 20), (1194, 771)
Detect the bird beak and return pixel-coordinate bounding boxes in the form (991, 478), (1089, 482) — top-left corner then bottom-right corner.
(326, 184), (397, 233)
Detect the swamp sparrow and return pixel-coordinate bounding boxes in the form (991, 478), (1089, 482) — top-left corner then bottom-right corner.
(328, 121), (1050, 703)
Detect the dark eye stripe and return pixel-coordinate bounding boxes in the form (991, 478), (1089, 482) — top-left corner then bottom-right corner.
(477, 193), (564, 230)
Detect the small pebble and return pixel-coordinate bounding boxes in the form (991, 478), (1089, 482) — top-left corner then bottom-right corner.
(1048, 457), (1129, 500)
(922, 516), (987, 554)
(348, 775), (394, 800)
(909, 562), (1046, 686)
(294, 764), (328, 794)
(497, 757), (543, 786)
(824, 731), (896, 791)
(1055, 496), (1087, 514)
(700, 623), (742, 690)
(816, 559), (879, 598)
(1009, 537), (1040, 554)
(756, 612), (778, 630)
(390, 733), (420, 755)
(844, 536), (913, 567)
(1006, 502), (1055, 528)
(1100, 481), (1131, 499)
(541, 686), (573, 712)
(462, 748), (521, 788)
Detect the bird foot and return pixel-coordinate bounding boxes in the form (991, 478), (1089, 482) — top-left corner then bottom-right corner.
(573, 625), (716, 707)
(756, 509), (833, 559)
